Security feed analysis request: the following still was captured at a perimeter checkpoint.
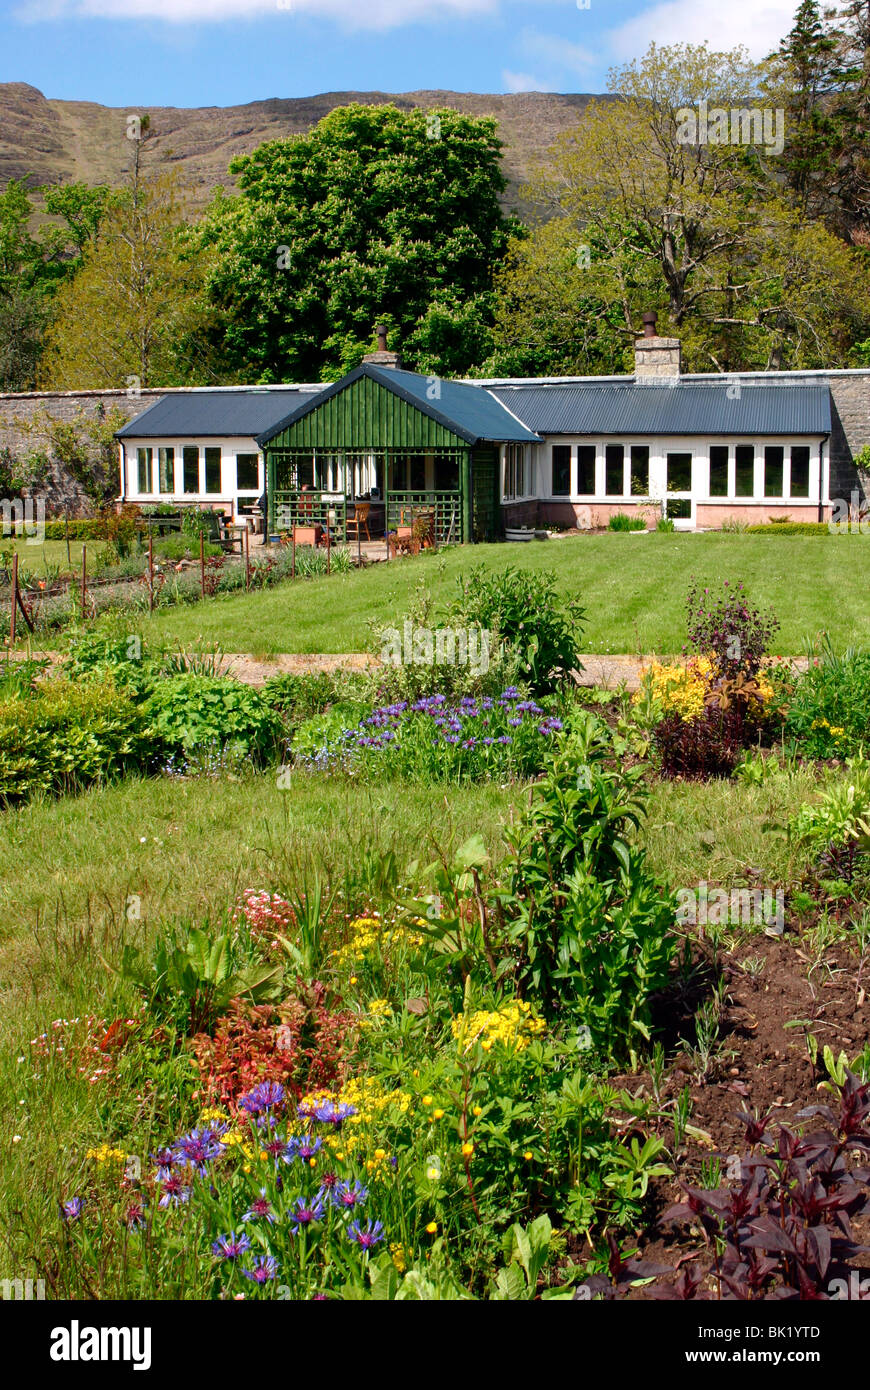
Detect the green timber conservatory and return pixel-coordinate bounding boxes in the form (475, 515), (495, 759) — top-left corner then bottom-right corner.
(256, 362), (541, 545)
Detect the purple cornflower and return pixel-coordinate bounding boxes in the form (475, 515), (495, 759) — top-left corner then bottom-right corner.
(333, 1179), (368, 1211)
(212, 1232), (252, 1260)
(242, 1255), (279, 1284)
(242, 1189), (276, 1224)
(61, 1197), (84, 1222)
(347, 1219), (385, 1250)
(173, 1126), (227, 1175)
(239, 1082), (286, 1118)
(290, 1195), (325, 1232)
(157, 1173), (191, 1208)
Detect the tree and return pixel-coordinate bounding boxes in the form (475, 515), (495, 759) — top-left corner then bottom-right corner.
(39, 170), (211, 389)
(496, 42), (870, 373)
(197, 104), (518, 381)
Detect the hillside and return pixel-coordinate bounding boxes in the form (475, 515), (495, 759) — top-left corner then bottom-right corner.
(0, 82), (604, 214)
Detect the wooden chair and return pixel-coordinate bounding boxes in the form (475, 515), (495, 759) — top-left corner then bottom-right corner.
(346, 503), (372, 543)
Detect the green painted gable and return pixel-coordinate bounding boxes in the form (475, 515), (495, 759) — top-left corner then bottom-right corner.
(264, 372), (469, 452)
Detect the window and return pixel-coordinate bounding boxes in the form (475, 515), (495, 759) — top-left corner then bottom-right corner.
(136, 447), (152, 494)
(205, 447), (222, 495)
(551, 445), (571, 497)
(183, 446), (199, 494)
(667, 452), (692, 492)
(630, 445), (650, 497)
(504, 444), (527, 500)
(764, 445), (784, 497)
(735, 445), (754, 497)
(236, 453), (260, 492)
(158, 447), (174, 494)
(576, 445), (596, 495)
(709, 446), (729, 497)
(790, 445), (810, 498)
(605, 444), (624, 496)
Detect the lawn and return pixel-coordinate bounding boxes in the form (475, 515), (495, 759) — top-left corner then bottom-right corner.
(131, 533), (870, 656)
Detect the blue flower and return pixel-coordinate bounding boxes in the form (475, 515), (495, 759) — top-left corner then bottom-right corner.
(212, 1232), (252, 1260)
(347, 1219), (385, 1250)
(242, 1255), (279, 1283)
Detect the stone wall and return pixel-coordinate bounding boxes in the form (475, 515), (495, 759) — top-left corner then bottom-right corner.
(0, 388), (166, 515)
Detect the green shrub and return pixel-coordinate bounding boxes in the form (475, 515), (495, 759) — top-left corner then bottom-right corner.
(144, 675), (283, 761)
(453, 564), (585, 694)
(608, 513), (647, 532)
(501, 713), (677, 1055)
(0, 677), (149, 803)
(780, 640), (870, 757)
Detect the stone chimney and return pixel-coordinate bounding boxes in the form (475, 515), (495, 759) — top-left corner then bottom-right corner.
(363, 323), (402, 369)
(634, 311), (681, 381)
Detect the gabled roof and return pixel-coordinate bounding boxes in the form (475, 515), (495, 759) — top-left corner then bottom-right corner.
(488, 380), (832, 436)
(255, 364), (542, 447)
(115, 388), (322, 440)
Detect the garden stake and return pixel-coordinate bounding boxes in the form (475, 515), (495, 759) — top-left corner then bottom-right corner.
(10, 553), (16, 646)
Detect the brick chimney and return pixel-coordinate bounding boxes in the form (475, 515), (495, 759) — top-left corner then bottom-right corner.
(634, 311), (681, 381)
(363, 323), (402, 369)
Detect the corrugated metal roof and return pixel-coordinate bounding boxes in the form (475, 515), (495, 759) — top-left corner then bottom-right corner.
(488, 381), (832, 436)
(256, 364), (541, 447)
(116, 389), (322, 440)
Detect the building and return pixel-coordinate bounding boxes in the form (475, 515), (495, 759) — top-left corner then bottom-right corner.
(114, 317), (863, 539)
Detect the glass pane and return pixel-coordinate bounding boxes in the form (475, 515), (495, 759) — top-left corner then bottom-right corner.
(790, 446), (810, 498)
(709, 446), (729, 497)
(576, 446), (595, 495)
(605, 444), (624, 495)
(158, 446), (174, 494)
(205, 447), (222, 495)
(410, 454), (426, 491)
(137, 448), (151, 494)
(434, 454), (459, 490)
(551, 445), (570, 496)
(764, 446), (784, 497)
(183, 446), (199, 494)
(630, 445), (649, 496)
(735, 445), (754, 497)
(667, 452), (692, 492)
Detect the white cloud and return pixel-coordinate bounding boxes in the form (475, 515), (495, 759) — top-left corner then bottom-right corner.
(517, 28), (597, 76)
(607, 0), (797, 63)
(15, 0), (499, 29)
(501, 69), (558, 93)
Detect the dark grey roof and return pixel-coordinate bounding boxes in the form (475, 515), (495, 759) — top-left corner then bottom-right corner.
(256, 364), (541, 447)
(488, 381), (832, 436)
(115, 389), (322, 440)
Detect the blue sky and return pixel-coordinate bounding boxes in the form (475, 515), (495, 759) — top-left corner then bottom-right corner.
(1, 0), (800, 107)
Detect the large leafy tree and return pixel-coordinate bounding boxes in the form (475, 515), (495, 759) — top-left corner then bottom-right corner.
(495, 42), (870, 373)
(197, 104), (517, 381)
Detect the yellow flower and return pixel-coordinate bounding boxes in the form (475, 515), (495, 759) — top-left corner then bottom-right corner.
(426, 1221), (438, 1234)
(461, 1142), (474, 1158)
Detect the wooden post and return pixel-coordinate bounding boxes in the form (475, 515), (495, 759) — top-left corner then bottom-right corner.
(244, 523), (250, 591)
(200, 532), (205, 599)
(148, 535), (154, 613)
(81, 544), (87, 618)
(10, 553), (17, 647)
